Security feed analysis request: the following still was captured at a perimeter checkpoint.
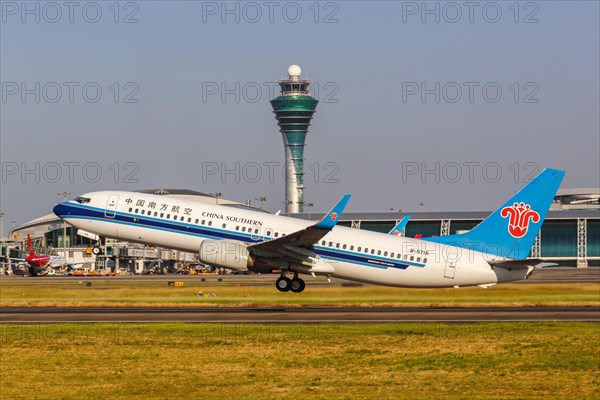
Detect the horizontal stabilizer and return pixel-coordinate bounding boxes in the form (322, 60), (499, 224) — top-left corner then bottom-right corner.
(488, 259), (554, 270)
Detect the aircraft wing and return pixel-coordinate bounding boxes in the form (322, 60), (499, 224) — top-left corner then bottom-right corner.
(247, 194), (350, 257)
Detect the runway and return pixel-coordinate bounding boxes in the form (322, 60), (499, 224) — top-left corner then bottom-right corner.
(1, 267), (598, 284)
(1, 306), (598, 323)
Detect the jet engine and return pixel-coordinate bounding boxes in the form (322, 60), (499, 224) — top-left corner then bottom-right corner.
(198, 240), (254, 272)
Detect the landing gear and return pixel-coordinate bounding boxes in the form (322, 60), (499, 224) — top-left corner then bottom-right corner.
(275, 274), (306, 293)
(290, 277), (305, 293)
(92, 245), (102, 256)
(275, 276), (292, 292)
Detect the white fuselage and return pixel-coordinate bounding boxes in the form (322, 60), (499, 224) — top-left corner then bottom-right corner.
(55, 191), (529, 287)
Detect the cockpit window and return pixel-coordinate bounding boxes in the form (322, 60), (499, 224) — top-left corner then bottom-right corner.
(74, 196), (91, 204)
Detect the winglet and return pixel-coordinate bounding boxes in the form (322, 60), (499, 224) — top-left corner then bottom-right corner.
(314, 194), (351, 230)
(388, 216), (411, 236)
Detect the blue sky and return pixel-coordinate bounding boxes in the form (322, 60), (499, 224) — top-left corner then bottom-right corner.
(1, 1), (599, 229)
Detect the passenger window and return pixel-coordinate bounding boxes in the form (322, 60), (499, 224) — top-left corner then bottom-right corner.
(384, 251), (388, 257)
(342, 244), (347, 249)
(364, 248), (368, 253)
(166, 214), (170, 219)
(135, 209), (139, 213)
(188, 218), (191, 223)
(180, 216), (184, 221)
(195, 219), (199, 224)
(254, 229), (259, 234)
(377, 250), (381, 255)
(371, 249), (375, 254)
(357, 247), (361, 252)
(141, 210), (145, 215)
(223, 223), (227, 228)
(236, 226), (240, 231)
(321, 240), (325, 245)
(242, 227), (246, 232)
(274, 232), (279, 237)
(423, 258), (427, 263)
(202, 220), (205, 225)
(154, 212), (158, 217)
(208, 221), (212, 226)
(417, 257), (421, 262)
(267, 231), (272, 236)
(160, 213), (164, 218)
(410, 256), (414, 261)
(129, 208), (132, 212)
(336, 243), (340, 248)
(350, 246), (354, 251)
(390, 252), (394, 258)
(329, 242), (333, 247)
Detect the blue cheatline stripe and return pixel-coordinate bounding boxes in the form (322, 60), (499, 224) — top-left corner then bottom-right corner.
(314, 246), (423, 270)
(59, 203), (265, 243)
(58, 203), (424, 271)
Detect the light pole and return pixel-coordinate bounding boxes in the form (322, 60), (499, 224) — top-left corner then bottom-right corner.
(283, 201), (293, 215)
(0, 212), (4, 238)
(305, 203), (314, 221)
(255, 196), (267, 210)
(210, 192), (222, 205)
(58, 192), (71, 252)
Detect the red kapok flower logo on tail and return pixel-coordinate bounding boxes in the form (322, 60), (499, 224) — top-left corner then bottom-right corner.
(330, 212), (339, 221)
(500, 202), (540, 238)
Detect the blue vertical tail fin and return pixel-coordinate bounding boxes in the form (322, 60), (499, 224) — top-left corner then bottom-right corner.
(423, 168), (565, 260)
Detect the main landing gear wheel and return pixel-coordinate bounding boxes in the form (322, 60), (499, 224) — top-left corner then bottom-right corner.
(290, 277), (305, 293)
(275, 276), (292, 292)
(92, 246), (102, 256)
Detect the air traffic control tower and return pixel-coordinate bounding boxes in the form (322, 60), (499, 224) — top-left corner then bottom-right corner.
(271, 65), (319, 214)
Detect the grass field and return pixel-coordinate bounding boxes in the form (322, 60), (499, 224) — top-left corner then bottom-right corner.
(0, 280), (599, 308)
(1, 322), (598, 399)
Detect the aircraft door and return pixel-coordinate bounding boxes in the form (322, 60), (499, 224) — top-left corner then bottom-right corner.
(105, 194), (120, 219)
(444, 260), (456, 279)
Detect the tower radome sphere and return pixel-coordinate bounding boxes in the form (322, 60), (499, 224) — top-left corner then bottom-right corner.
(288, 65), (302, 77)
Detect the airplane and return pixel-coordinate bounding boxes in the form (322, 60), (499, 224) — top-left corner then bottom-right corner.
(52, 168), (564, 292)
(388, 216), (410, 236)
(12, 234), (69, 276)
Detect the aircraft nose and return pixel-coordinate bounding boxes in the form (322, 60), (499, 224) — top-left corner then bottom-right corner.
(53, 203), (70, 218)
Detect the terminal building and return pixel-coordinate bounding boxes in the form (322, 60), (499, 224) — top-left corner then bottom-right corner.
(1, 188), (599, 272)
